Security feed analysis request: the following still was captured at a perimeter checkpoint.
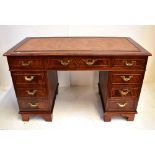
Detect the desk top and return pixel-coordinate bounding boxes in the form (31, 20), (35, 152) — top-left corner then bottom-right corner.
(4, 37), (151, 56)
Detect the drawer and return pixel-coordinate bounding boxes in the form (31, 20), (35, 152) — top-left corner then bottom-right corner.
(47, 57), (110, 70)
(11, 72), (46, 85)
(110, 86), (140, 98)
(18, 98), (50, 111)
(15, 88), (47, 97)
(112, 58), (146, 70)
(111, 72), (144, 84)
(106, 98), (137, 111)
(8, 57), (44, 70)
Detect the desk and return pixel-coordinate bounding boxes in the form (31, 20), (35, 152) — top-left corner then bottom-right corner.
(4, 37), (151, 122)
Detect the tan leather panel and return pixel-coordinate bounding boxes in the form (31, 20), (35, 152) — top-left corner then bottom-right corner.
(16, 37), (139, 52)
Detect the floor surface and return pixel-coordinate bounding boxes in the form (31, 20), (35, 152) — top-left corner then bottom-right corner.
(0, 83), (155, 129)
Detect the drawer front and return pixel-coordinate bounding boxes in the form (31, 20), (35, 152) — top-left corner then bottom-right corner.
(15, 88), (47, 97)
(18, 98), (50, 111)
(11, 72), (46, 85)
(47, 57), (110, 70)
(111, 72), (144, 84)
(106, 99), (137, 111)
(110, 86), (140, 98)
(8, 57), (44, 70)
(112, 58), (146, 70)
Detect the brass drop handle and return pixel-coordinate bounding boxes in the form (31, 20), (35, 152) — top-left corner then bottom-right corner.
(85, 59), (97, 66)
(26, 90), (37, 96)
(28, 102), (38, 108)
(117, 102), (128, 108)
(24, 76), (35, 81)
(59, 60), (70, 66)
(119, 89), (130, 96)
(21, 61), (32, 66)
(124, 60), (136, 67)
(121, 75), (133, 82)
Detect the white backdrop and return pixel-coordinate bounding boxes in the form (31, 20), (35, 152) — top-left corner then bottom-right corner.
(0, 25), (155, 89)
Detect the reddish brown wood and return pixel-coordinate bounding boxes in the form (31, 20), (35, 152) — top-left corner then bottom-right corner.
(15, 87), (47, 97)
(110, 86), (140, 97)
(112, 57), (147, 70)
(110, 71), (144, 84)
(21, 113), (52, 122)
(98, 68), (145, 121)
(18, 98), (50, 111)
(21, 114), (30, 121)
(46, 56), (111, 70)
(8, 57), (44, 70)
(43, 114), (52, 122)
(3, 37), (151, 122)
(7, 56), (148, 72)
(104, 114), (112, 122)
(13, 70), (58, 121)
(127, 114), (135, 121)
(106, 99), (137, 111)
(103, 112), (136, 122)
(11, 71), (46, 85)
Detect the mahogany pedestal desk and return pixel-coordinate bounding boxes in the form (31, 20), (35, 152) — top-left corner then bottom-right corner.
(4, 37), (151, 122)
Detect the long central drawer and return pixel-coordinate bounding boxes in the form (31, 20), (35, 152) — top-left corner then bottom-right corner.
(46, 56), (110, 70)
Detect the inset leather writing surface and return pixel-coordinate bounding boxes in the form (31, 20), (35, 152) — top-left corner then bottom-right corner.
(16, 37), (139, 51)
(4, 37), (151, 56)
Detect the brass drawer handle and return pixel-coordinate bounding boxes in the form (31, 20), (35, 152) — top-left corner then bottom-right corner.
(21, 61), (32, 66)
(84, 59), (97, 66)
(121, 75), (133, 82)
(28, 102), (38, 108)
(117, 102), (128, 108)
(26, 90), (37, 96)
(24, 76), (35, 81)
(59, 59), (70, 66)
(119, 89), (130, 96)
(124, 60), (136, 67)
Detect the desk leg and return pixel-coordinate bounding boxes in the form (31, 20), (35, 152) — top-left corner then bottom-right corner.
(20, 112), (53, 122)
(103, 114), (111, 122)
(103, 112), (136, 122)
(42, 114), (52, 122)
(21, 114), (29, 121)
(20, 112), (52, 122)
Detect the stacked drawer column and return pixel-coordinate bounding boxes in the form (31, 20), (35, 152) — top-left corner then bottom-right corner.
(8, 57), (58, 121)
(99, 56), (148, 122)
